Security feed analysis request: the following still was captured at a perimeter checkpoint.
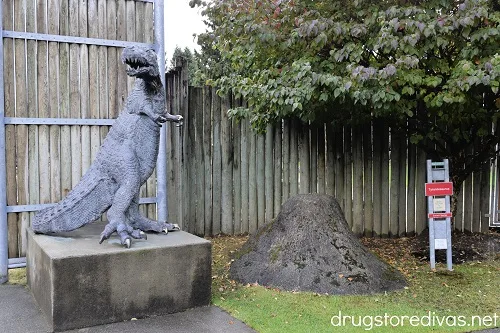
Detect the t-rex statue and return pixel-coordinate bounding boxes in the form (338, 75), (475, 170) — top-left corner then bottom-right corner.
(32, 45), (183, 248)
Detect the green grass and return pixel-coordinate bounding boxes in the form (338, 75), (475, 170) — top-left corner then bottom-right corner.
(211, 236), (500, 333)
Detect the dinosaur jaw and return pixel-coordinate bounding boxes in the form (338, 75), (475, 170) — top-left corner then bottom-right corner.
(124, 57), (157, 78)
(121, 46), (160, 79)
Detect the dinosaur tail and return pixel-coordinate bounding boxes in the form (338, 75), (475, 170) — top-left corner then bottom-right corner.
(32, 171), (118, 233)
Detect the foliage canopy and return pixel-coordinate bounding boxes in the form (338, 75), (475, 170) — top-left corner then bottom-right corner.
(192, 0), (500, 189)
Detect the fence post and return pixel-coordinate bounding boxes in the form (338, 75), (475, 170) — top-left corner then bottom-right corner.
(154, 0), (167, 222)
(0, 1), (8, 284)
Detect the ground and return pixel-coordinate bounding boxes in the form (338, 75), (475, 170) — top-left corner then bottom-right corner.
(210, 230), (499, 333)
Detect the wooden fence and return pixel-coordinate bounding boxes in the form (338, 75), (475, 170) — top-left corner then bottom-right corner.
(165, 65), (494, 237)
(3, 0), (157, 258)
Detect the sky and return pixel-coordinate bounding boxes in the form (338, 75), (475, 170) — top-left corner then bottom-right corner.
(164, 1), (207, 61)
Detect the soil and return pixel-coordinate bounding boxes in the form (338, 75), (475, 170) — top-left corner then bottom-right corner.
(409, 229), (500, 264)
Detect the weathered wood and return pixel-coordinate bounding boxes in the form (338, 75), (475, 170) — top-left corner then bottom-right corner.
(415, 148), (427, 234)
(248, 128), (258, 234)
(334, 126), (344, 210)
(289, 119), (299, 196)
(256, 132), (265, 228)
(48, 0), (60, 205)
(14, 0), (29, 254)
(265, 125), (274, 222)
(4, 0), (17, 256)
(211, 90), (222, 234)
(325, 123), (335, 196)
(479, 163), (490, 233)
(116, 0), (127, 113)
(344, 125), (352, 228)
(194, 88), (205, 235)
(240, 115), (249, 234)
(398, 129), (407, 237)
(317, 125), (326, 194)
(186, 87), (197, 234)
(455, 182), (464, 232)
(463, 173), (474, 232)
(144, 1), (155, 220)
(69, 0), (81, 189)
(221, 93), (233, 234)
(281, 119), (290, 203)
(125, 0), (135, 92)
(352, 126), (363, 236)
(372, 120), (383, 236)
(232, 101), (242, 234)
(310, 125), (318, 193)
(380, 123), (390, 237)
(203, 86), (213, 235)
(88, 0), (100, 182)
(362, 123), (373, 237)
(37, 0), (50, 205)
(472, 169), (481, 233)
(406, 127), (417, 237)
(389, 129), (400, 237)
(135, 0), (145, 43)
(298, 123), (310, 194)
(80, 0), (91, 176)
(97, 0), (108, 156)
(273, 122), (283, 216)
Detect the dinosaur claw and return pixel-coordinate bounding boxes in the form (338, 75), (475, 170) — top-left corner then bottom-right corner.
(171, 224), (180, 231)
(124, 238), (131, 248)
(140, 231), (147, 240)
(99, 234), (107, 244)
(162, 228), (169, 234)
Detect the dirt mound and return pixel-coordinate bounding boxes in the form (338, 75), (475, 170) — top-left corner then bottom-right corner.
(230, 194), (406, 295)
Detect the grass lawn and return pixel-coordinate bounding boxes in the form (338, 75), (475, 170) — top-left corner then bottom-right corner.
(211, 235), (499, 333)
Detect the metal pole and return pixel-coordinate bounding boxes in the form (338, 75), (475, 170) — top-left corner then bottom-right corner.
(0, 2), (9, 284)
(154, 0), (168, 222)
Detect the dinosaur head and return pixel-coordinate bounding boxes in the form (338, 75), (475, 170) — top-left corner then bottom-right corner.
(121, 45), (160, 80)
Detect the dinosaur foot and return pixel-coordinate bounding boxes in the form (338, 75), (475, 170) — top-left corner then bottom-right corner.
(99, 223), (147, 248)
(161, 222), (180, 234)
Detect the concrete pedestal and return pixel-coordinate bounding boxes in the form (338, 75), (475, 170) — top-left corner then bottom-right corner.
(26, 222), (211, 332)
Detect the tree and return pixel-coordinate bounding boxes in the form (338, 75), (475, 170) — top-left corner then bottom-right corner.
(167, 46), (203, 86)
(195, 0), (500, 214)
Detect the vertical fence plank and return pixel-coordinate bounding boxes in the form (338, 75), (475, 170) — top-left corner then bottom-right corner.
(37, 0), (50, 206)
(3, 0), (17, 256)
(317, 125), (326, 194)
(406, 129), (417, 237)
(352, 126), (363, 236)
(248, 125), (257, 233)
(455, 182), (464, 232)
(69, 0), (81, 190)
(415, 148), (427, 234)
(257, 132), (265, 228)
(14, 0), (28, 254)
(310, 125), (318, 193)
(59, 0), (71, 207)
(179, 63), (189, 230)
(265, 125), (274, 221)
(88, 0), (100, 191)
(203, 87), (213, 235)
(273, 123), (282, 216)
(232, 102), (242, 234)
(48, 0), (60, 207)
(165, 75), (176, 224)
(240, 115), (249, 234)
(298, 123), (310, 194)
(334, 126), (344, 209)
(289, 119), (298, 196)
(398, 130), (408, 237)
(389, 129), (401, 237)
(116, 0), (127, 113)
(480, 164), (490, 233)
(372, 120), (383, 236)
(281, 119), (290, 203)
(194, 88), (205, 235)
(363, 123), (373, 237)
(125, 0), (135, 92)
(144, 2), (156, 219)
(80, 0), (91, 179)
(186, 87), (196, 234)
(381, 123), (390, 237)
(325, 124), (335, 196)
(344, 125), (352, 227)
(463, 174), (473, 232)
(221, 94), (233, 234)
(211, 90), (222, 234)
(472, 169), (481, 232)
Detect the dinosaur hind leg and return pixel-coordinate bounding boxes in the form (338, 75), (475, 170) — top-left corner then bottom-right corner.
(127, 196), (180, 233)
(100, 181), (146, 248)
